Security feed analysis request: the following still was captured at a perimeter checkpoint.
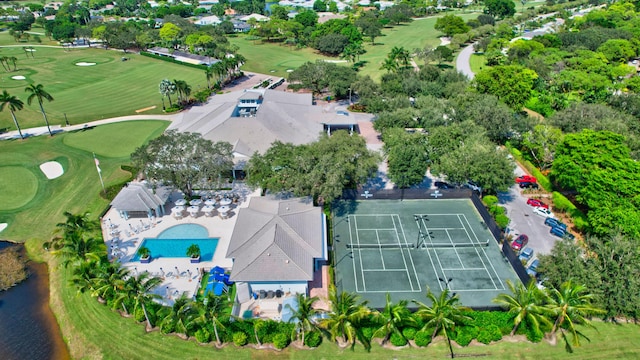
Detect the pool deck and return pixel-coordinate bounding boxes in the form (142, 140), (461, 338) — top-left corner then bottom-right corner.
(101, 187), (260, 305)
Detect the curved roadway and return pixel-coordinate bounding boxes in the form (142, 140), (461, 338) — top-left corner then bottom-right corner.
(456, 43), (476, 80)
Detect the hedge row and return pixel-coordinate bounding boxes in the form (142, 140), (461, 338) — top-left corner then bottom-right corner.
(508, 147), (553, 192)
(552, 191), (589, 232)
(140, 51), (209, 71)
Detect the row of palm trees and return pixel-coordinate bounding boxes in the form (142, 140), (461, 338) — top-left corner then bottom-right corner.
(0, 84), (55, 139)
(49, 212), (602, 355)
(204, 54), (246, 90)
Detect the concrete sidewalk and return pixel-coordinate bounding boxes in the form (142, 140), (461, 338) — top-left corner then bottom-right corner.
(0, 114), (177, 140)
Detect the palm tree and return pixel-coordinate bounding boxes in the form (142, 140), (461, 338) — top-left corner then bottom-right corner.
(50, 212), (102, 267)
(194, 292), (227, 345)
(125, 272), (163, 330)
(205, 66), (214, 89)
(159, 79), (176, 107)
(160, 294), (197, 337)
(0, 90), (25, 139)
(92, 262), (131, 313)
(413, 288), (471, 359)
(493, 280), (551, 336)
(380, 56), (398, 73)
(320, 286), (372, 350)
(372, 293), (416, 345)
(546, 280), (605, 353)
(287, 293), (320, 346)
(25, 83), (55, 136)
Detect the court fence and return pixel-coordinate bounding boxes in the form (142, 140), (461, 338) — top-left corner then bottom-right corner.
(341, 188), (473, 200)
(470, 194), (531, 285)
(335, 189), (532, 285)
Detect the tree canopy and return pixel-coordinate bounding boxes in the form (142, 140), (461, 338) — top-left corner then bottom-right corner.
(131, 130), (234, 196)
(245, 131), (380, 204)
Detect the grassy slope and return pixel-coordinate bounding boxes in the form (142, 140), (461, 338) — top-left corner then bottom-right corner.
(0, 45), (208, 130)
(0, 121), (169, 243)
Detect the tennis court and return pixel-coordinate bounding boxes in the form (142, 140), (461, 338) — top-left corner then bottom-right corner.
(332, 198), (520, 309)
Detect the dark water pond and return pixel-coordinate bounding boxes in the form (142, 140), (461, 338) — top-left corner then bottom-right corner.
(0, 241), (70, 360)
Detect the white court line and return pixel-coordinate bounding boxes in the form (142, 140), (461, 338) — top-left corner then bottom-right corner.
(356, 228), (397, 231)
(420, 218), (448, 291)
(348, 215), (360, 292)
(363, 268), (408, 272)
(353, 216), (367, 292)
(441, 267), (488, 271)
(444, 228), (465, 269)
(460, 214), (504, 290)
(416, 217), (443, 291)
(456, 214), (498, 289)
(376, 229), (386, 270)
(394, 214), (420, 292)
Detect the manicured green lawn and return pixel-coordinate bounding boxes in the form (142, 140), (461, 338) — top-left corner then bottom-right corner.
(0, 45), (208, 130)
(0, 166), (38, 210)
(53, 262), (640, 360)
(469, 53), (487, 74)
(230, 13), (479, 82)
(0, 120), (168, 243)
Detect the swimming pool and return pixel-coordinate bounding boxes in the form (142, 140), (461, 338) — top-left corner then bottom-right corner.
(133, 224), (219, 261)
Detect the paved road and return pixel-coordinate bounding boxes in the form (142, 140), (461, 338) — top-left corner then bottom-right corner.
(498, 165), (559, 264)
(456, 44), (476, 80)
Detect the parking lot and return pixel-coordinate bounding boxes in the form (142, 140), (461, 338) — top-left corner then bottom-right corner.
(498, 165), (559, 266)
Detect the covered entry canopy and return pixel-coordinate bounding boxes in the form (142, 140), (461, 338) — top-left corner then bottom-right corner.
(110, 182), (172, 218)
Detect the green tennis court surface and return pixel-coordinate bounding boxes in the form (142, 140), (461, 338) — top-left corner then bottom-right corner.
(332, 199), (520, 309)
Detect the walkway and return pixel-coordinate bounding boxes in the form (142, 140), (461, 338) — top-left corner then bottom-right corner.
(456, 43), (476, 80)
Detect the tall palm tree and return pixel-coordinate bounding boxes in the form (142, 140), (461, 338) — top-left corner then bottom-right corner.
(287, 293), (319, 346)
(92, 262), (131, 313)
(372, 293), (416, 345)
(320, 286), (372, 350)
(125, 272), (163, 330)
(194, 292), (227, 345)
(380, 56), (398, 73)
(413, 288), (471, 359)
(160, 294), (198, 337)
(546, 280), (605, 353)
(205, 66), (214, 89)
(493, 280), (551, 336)
(51, 212), (102, 267)
(25, 83), (55, 136)
(0, 90), (25, 139)
(159, 79), (176, 107)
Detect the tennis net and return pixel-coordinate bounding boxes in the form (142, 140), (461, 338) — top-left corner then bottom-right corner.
(420, 240), (489, 248)
(347, 243), (415, 249)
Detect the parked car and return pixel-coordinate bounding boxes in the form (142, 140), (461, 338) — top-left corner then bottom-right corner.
(518, 247), (534, 262)
(533, 207), (556, 218)
(466, 181), (482, 193)
(544, 217), (566, 229)
(434, 181), (452, 189)
(519, 182), (539, 189)
(526, 198), (549, 209)
(550, 226), (566, 238)
(516, 175), (537, 184)
(527, 259), (540, 277)
(511, 234), (529, 252)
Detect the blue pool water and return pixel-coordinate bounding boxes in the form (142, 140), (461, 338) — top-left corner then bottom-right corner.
(133, 224), (218, 261)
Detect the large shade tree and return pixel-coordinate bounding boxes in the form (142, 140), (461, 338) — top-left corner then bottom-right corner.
(246, 131), (379, 204)
(25, 83), (54, 136)
(131, 130), (234, 197)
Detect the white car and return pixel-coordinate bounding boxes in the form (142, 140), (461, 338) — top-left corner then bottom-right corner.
(533, 207), (556, 219)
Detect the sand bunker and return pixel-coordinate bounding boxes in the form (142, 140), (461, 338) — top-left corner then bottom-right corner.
(0, 223), (6, 233)
(75, 62), (96, 66)
(39, 161), (64, 179)
(11, 75), (26, 80)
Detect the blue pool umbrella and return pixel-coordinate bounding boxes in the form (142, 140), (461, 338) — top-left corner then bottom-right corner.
(210, 266), (225, 275)
(281, 296), (299, 323)
(213, 282), (226, 296)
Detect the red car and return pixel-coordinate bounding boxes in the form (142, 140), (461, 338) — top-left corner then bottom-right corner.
(526, 198), (549, 209)
(511, 234), (529, 252)
(516, 175), (537, 184)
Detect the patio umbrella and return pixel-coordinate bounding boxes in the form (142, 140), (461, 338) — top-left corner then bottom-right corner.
(190, 199), (203, 206)
(175, 199), (187, 206)
(204, 199), (216, 206)
(219, 198), (232, 206)
(171, 206), (185, 213)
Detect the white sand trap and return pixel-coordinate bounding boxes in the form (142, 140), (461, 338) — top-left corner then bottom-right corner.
(26, 49), (36, 52)
(0, 223), (6, 233)
(76, 62), (96, 66)
(40, 161), (64, 179)
(286, 69), (294, 73)
(11, 75), (26, 80)
(323, 59), (348, 63)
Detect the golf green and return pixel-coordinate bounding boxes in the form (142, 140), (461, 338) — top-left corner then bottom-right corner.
(0, 166), (38, 211)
